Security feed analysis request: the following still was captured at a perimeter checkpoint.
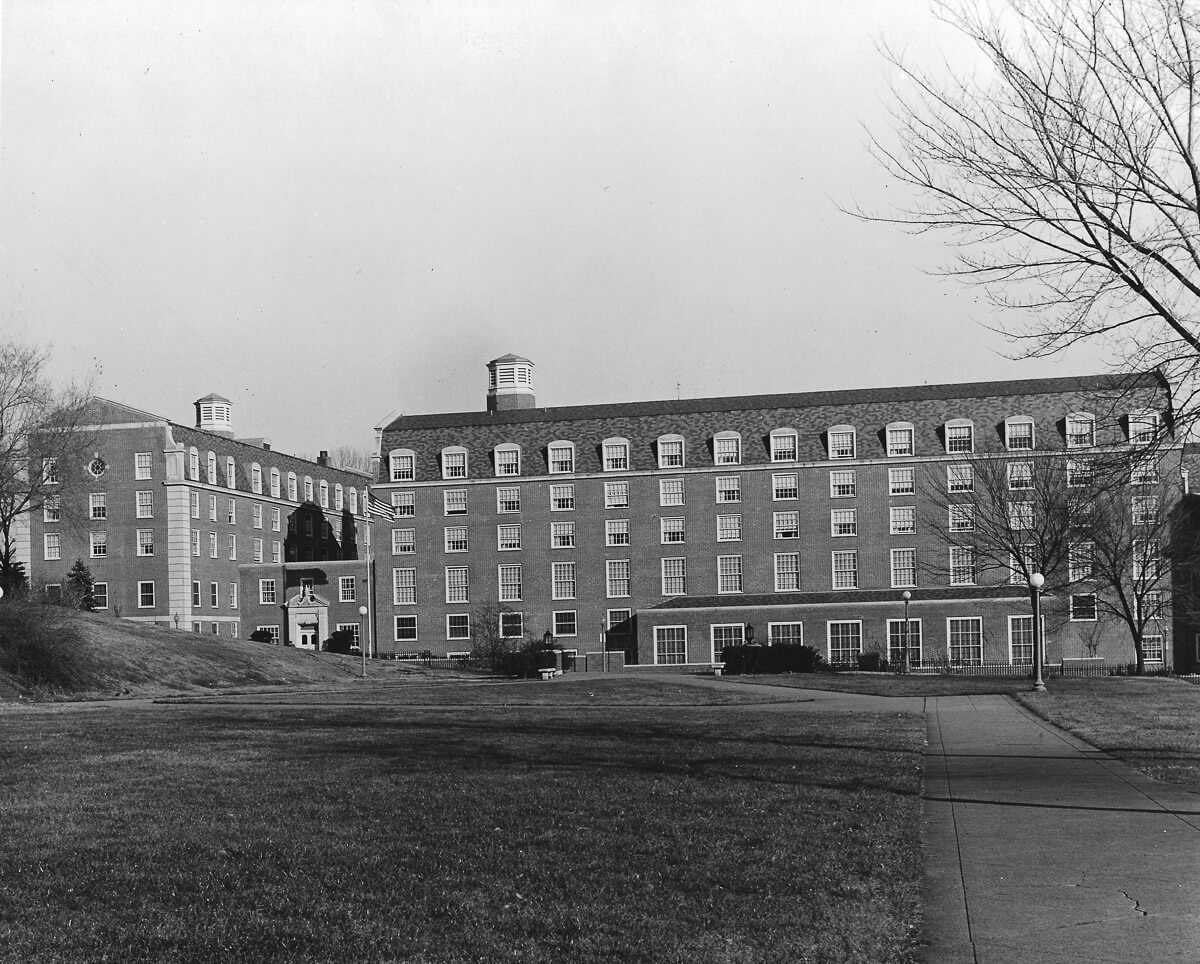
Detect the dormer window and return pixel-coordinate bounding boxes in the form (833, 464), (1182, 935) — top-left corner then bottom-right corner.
(828, 426), (856, 460)
(335, 484), (343, 511)
(713, 432), (741, 465)
(945, 420), (974, 454)
(494, 444), (521, 477)
(770, 429), (798, 462)
(226, 457), (236, 488)
(349, 488), (359, 514)
(1066, 413), (1095, 448)
(287, 472), (298, 502)
(603, 438), (630, 472)
(657, 434), (685, 469)
(319, 480), (329, 508)
(441, 446), (468, 480)
(885, 422), (915, 457)
(251, 464), (262, 494)
(304, 477), (314, 502)
(189, 448), (200, 481)
(1128, 411), (1159, 445)
(389, 449), (416, 482)
(1005, 417), (1035, 451)
(270, 468), (281, 498)
(548, 441), (575, 474)
(207, 452), (217, 484)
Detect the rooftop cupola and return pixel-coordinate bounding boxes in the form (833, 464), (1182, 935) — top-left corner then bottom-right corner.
(195, 393), (234, 437)
(486, 354), (535, 412)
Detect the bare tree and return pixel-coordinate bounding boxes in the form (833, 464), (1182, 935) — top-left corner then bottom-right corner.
(469, 602), (520, 665)
(326, 445), (372, 474)
(864, 0), (1200, 417)
(0, 343), (94, 593)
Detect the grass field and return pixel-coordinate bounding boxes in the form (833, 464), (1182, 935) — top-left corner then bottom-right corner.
(0, 679), (926, 964)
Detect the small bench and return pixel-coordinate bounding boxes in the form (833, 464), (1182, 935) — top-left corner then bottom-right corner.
(538, 667), (561, 681)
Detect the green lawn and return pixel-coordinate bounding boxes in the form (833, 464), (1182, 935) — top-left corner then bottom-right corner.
(0, 683), (925, 964)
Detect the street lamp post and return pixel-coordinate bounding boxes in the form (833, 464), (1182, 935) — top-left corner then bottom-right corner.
(1029, 573), (1046, 693)
(358, 604), (369, 679)
(901, 590), (912, 675)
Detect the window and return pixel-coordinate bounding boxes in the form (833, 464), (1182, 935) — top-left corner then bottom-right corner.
(1067, 413), (1095, 448)
(209, 582), (219, 608)
(84, 492), (107, 521)
(1070, 594), (1098, 621)
(945, 420), (974, 453)
(947, 464), (974, 492)
(319, 481), (329, 508)
(1140, 591), (1165, 622)
(43, 498), (60, 523)
(498, 564), (522, 602)
(392, 568), (417, 605)
(660, 517), (685, 544)
(711, 624), (744, 662)
(717, 555), (743, 593)
(1132, 495), (1159, 525)
(828, 470), (856, 498)
(828, 621), (862, 664)
(713, 433), (741, 465)
(392, 528), (416, 554)
(189, 449), (200, 481)
(339, 576), (356, 603)
(136, 490), (153, 518)
(1067, 459), (1094, 487)
(442, 446), (468, 479)
(948, 617), (983, 665)
(891, 548), (916, 588)
(606, 560), (631, 598)
(268, 506), (280, 532)
(207, 452), (217, 484)
(444, 490), (467, 515)
(228, 535), (237, 560)
(249, 504), (262, 530)
(1131, 461), (1159, 486)
(832, 550), (858, 589)
(1008, 462), (1033, 490)
(494, 444), (521, 477)
(350, 489), (359, 515)
(226, 498), (236, 524)
(551, 521), (575, 548)
(225, 457), (236, 488)
(252, 537), (264, 563)
(716, 476), (741, 503)
(608, 610), (633, 634)
(1128, 411), (1159, 445)
(1143, 634), (1164, 663)
(304, 477), (314, 502)
(658, 479), (684, 506)
(890, 506), (915, 535)
(444, 526), (468, 552)
(43, 532), (61, 560)
(270, 469), (281, 498)
(190, 492), (200, 519)
(548, 442), (575, 474)
(90, 531), (107, 558)
(1005, 417), (1035, 450)
(888, 619), (922, 667)
(499, 612), (524, 638)
(717, 514), (741, 542)
(287, 473), (298, 501)
(42, 457), (59, 484)
(497, 524), (522, 551)
(830, 509), (857, 537)
(828, 426), (856, 459)
(603, 439), (630, 471)
(604, 481), (629, 508)
(550, 484), (576, 511)
(136, 528), (154, 556)
(496, 487), (521, 513)
(949, 504), (975, 531)
(256, 625), (281, 644)
(1009, 544), (1037, 585)
(1069, 543), (1094, 581)
(886, 422), (914, 457)
(334, 485), (343, 511)
(553, 611), (577, 637)
(209, 532), (218, 558)
(134, 452), (152, 480)
(657, 435), (685, 468)
(271, 541), (281, 563)
(209, 495), (218, 522)
(390, 450), (415, 482)
(654, 626), (687, 665)
(661, 558), (687, 595)
(249, 464), (262, 495)
(773, 473), (798, 500)
(889, 468), (915, 496)
(394, 616), (418, 642)
(949, 547), (976, 585)
(774, 552), (800, 591)
(93, 582), (108, 610)
(769, 622), (803, 645)
(1008, 502), (1034, 530)
(1009, 615), (1035, 663)
(552, 562), (576, 599)
(138, 581), (155, 608)
(606, 519), (630, 546)
(447, 614), (471, 640)
(1133, 539), (1162, 580)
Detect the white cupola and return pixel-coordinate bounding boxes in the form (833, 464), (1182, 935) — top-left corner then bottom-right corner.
(195, 393), (234, 437)
(486, 354), (535, 412)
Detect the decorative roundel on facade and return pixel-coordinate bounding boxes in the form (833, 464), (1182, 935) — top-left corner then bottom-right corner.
(87, 455), (107, 479)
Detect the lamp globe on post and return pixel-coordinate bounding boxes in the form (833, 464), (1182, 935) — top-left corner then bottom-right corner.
(901, 591), (912, 675)
(1029, 573), (1046, 693)
(358, 604), (369, 679)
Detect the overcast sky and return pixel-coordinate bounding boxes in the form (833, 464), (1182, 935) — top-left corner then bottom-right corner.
(1, 0), (1108, 457)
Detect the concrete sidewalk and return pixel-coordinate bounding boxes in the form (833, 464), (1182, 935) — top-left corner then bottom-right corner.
(922, 694), (1200, 963)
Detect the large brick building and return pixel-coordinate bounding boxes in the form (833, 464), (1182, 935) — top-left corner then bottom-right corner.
(371, 355), (1184, 670)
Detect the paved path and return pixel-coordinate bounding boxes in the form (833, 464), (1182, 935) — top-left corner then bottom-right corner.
(922, 694), (1200, 963)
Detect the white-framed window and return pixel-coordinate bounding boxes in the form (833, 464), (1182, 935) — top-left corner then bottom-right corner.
(338, 576), (356, 603)
(209, 582), (220, 608)
(659, 479), (684, 506)
(207, 496), (217, 522)
(713, 432), (741, 465)
(444, 526), (468, 553)
(1066, 413), (1095, 448)
(604, 481), (629, 509)
(334, 484), (343, 511)
(770, 428), (799, 462)
(204, 452), (217, 485)
(1143, 634), (1165, 663)
(827, 425), (856, 460)
(195, 582), (206, 608)
(351, 489), (360, 515)
(1139, 590), (1165, 622)
(1008, 615), (1036, 663)
(1009, 544), (1037, 585)
(441, 446), (468, 479)
(253, 537), (264, 563)
(550, 521), (576, 548)
(271, 540), (281, 563)
(827, 621), (862, 664)
(886, 422), (915, 457)
(1067, 459), (1094, 487)
(710, 623), (744, 662)
(1070, 594), (1098, 621)
(769, 622), (803, 645)
(1005, 417), (1035, 450)
(717, 513), (741, 542)
(225, 457), (236, 488)
(494, 444), (521, 477)
(496, 487), (521, 513)
(93, 582), (108, 610)
(828, 469), (857, 499)
(447, 614), (471, 640)
(303, 477), (314, 502)
(889, 467), (915, 496)
(606, 559), (631, 598)
(949, 504), (975, 532)
(267, 506), (279, 532)
(947, 464), (974, 493)
(227, 498), (237, 524)
(90, 530), (107, 558)
(891, 548), (916, 588)
(660, 517), (686, 544)
(392, 528), (416, 554)
(136, 528), (154, 556)
(1127, 410), (1159, 445)
(654, 626), (687, 665)
(890, 506), (916, 535)
(43, 532), (61, 560)
(250, 464), (262, 494)
(949, 547), (976, 585)
(42, 457), (59, 484)
(498, 564), (522, 602)
(661, 557), (687, 596)
(1133, 539), (1162, 580)
(602, 438), (630, 471)
(134, 452), (153, 480)
(552, 561), (576, 599)
(716, 475), (741, 503)
(656, 434), (685, 469)
(136, 490), (153, 518)
(606, 519), (630, 546)
(394, 616), (418, 643)
(945, 420), (974, 454)
(497, 524), (521, 551)
(547, 441), (575, 474)
(832, 550), (858, 589)
(767, 510), (795, 539)
(607, 609), (633, 633)
(189, 449), (200, 481)
(774, 552), (800, 591)
(1008, 462), (1033, 490)
(269, 468), (281, 498)
(1066, 542), (1093, 582)
(717, 555), (743, 593)
(887, 619), (922, 667)
(444, 490), (467, 515)
(209, 532), (218, 558)
(1131, 461), (1160, 486)
(190, 492), (200, 519)
(256, 625), (281, 644)
(830, 508), (857, 537)
(1132, 495), (1159, 525)
(1008, 501), (1034, 530)
(773, 473), (798, 500)
(90, 492), (107, 520)
(393, 568), (417, 605)
(287, 473), (298, 501)
(318, 480), (329, 508)
(43, 497), (60, 523)
(228, 535), (237, 560)
(550, 484), (575, 511)
(251, 503), (263, 529)
(390, 449), (416, 482)
(553, 611), (577, 637)
(138, 581), (155, 608)
(948, 617), (983, 665)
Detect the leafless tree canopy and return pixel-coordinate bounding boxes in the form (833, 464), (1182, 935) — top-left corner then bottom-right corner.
(867, 0), (1200, 410)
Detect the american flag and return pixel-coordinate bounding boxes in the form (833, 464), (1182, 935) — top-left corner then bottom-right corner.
(366, 493), (396, 520)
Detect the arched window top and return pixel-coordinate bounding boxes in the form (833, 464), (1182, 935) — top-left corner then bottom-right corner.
(769, 428), (798, 462)
(225, 456), (237, 488)
(334, 483), (344, 511)
(441, 445), (468, 480)
(602, 437), (630, 472)
(826, 425), (856, 460)
(945, 419), (975, 454)
(188, 447), (200, 481)
(547, 440), (575, 474)
(713, 431), (741, 466)
(656, 433), (685, 469)
(251, 463), (263, 494)
(349, 488), (359, 515)
(389, 448), (416, 482)
(206, 452), (217, 484)
(303, 476), (314, 502)
(1004, 415), (1036, 451)
(269, 467), (281, 498)
(885, 421), (915, 458)
(493, 443), (521, 478)
(1066, 412), (1096, 448)
(286, 472), (298, 502)
(319, 479), (329, 508)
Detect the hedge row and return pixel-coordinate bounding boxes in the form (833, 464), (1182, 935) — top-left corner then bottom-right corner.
(720, 644), (825, 675)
